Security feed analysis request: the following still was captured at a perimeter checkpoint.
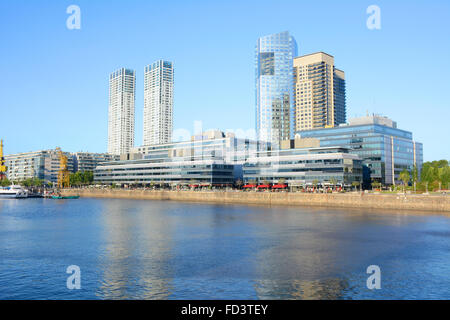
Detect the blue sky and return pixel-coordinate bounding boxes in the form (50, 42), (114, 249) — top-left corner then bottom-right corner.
(1, 0), (449, 161)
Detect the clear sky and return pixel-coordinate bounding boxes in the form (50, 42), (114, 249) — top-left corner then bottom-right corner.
(1, 0), (449, 161)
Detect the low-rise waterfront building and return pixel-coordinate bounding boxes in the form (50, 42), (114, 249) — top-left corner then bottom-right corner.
(73, 152), (119, 172)
(95, 131), (363, 188)
(243, 146), (362, 187)
(4, 150), (116, 183)
(4, 149), (75, 183)
(95, 159), (236, 186)
(296, 115), (423, 185)
(94, 131), (262, 186)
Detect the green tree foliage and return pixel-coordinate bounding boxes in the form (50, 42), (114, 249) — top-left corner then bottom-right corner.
(351, 181), (360, 191)
(419, 160), (450, 191)
(20, 177), (43, 187)
(399, 169), (410, 192)
(371, 181), (382, 190)
(69, 171), (94, 187)
(399, 169), (410, 185)
(0, 179), (12, 187)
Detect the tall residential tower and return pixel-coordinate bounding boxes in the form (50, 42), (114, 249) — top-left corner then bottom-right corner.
(293, 52), (346, 132)
(108, 68), (136, 155)
(143, 60), (174, 146)
(255, 31), (298, 148)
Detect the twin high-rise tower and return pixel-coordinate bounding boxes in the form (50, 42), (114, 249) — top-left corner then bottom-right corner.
(143, 60), (174, 146)
(107, 33), (345, 155)
(108, 60), (174, 155)
(255, 31), (346, 147)
(108, 68), (136, 155)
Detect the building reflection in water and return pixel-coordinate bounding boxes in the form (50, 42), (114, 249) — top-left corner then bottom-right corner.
(96, 200), (174, 299)
(250, 206), (405, 300)
(254, 278), (350, 300)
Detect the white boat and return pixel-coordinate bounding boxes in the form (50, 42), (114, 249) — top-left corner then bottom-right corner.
(0, 185), (29, 198)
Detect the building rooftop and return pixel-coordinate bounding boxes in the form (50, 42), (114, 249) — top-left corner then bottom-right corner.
(344, 115), (397, 128)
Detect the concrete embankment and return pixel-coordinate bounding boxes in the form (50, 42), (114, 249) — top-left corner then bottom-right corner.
(61, 189), (450, 213)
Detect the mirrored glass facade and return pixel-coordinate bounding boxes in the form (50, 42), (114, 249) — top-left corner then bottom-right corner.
(243, 147), (362, 186)
(297, 116), (423, 185)
(256, 31), (298, 148)
(94, 134), (261, 186)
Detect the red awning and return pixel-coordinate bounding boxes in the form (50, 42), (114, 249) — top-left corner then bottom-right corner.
(272, 184), (288, 189)
(243, 184), (256, 188)
(189, 184), (199, 187)
(257, 184), (270, 188)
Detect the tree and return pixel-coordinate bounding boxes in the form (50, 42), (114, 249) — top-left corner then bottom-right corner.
(399, 169), (410, 193)
(82, 171), (94, 184)
(351, 181), (360, 191)
(420, 160), (450, 192)
(0, 179), (11, 187)
(19, 178), (42, 187)
(69, 171), (94, 187)
(372, 181), (382, 190)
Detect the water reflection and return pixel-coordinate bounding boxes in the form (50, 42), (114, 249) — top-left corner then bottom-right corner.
(254, 278), (350, 300)
(2, 198), (450, 299)
(96, 200), (174, 299)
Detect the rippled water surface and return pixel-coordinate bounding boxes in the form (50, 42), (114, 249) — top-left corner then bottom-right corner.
(1, 198), (450, 299)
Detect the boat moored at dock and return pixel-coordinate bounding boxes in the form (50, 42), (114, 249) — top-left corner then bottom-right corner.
(0, 185), (29, 199)
(51, 195), (80, 200)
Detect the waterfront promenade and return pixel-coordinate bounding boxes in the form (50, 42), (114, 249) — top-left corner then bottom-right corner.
(62, 189), (450, 213)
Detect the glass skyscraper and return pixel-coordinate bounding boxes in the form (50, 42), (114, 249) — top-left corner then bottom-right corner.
(255, 31), (298, 148)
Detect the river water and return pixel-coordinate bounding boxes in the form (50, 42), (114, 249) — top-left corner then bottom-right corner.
(0, 198), (449, 299)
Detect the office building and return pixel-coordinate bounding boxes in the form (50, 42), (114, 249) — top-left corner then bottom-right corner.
(108, 68), (136, 155)
(256, 31), (298, 147)
(73, 152), (119, 172)
(293, 52), (346, 131)
(243, 146), (362, 187)
(94, 131), (261, 186)
(143, 60), (174, 146)
(296, 115), (423, 185)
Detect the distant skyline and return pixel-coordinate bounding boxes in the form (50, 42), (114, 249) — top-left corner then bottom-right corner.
(1, 0), (449, 161)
